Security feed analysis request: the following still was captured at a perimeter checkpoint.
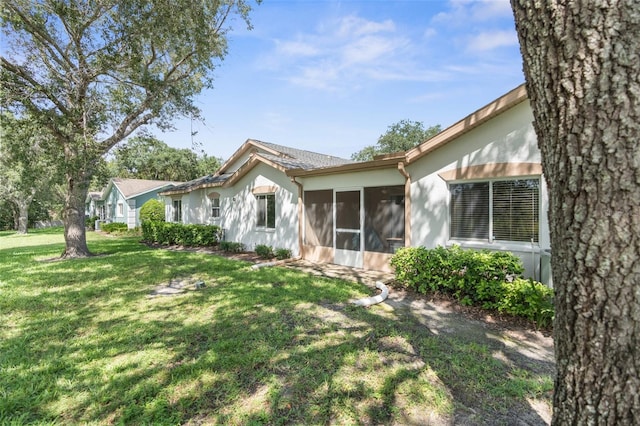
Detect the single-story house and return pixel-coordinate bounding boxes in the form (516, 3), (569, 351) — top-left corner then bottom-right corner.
(87, 178), (180, 229)
(161, 84), (552, 285)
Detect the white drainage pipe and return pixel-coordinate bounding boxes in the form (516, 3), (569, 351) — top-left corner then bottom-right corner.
(353, 281), (389, 307)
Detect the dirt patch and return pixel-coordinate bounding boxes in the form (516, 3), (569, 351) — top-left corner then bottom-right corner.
(376, 284), (555, 425)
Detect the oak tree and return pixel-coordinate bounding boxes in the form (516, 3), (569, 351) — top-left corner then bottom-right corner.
(1, 0), (256, 257)
(511, 0), (639, 423)
(0, 113), (62, 233)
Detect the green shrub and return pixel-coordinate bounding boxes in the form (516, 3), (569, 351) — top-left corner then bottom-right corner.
(101, 222), (128, 233)
(141, 221), (220, 246)
(275, 248), (292, 260)
(497, 278), (555, 328)
(140, 199), (165, 223)
(391, 245), (553, 327)
(255, 244), (274, 259)
(220, 241), (244, 253)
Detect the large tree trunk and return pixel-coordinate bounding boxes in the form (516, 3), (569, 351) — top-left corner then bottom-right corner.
(511, 1), (640, 424)
(16, 198), (31, 234)
(61, 171), (92, 258)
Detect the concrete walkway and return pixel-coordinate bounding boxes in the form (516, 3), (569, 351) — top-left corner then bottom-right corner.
(282, 259), (395, 285)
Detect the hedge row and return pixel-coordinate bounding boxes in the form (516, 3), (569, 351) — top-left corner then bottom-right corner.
(141, 221), (221, 247)
(100, 222), (129, 233)
(390, 245), (554, 327)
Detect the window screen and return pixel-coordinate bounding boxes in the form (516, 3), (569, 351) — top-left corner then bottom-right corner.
(364, 186), (405, 253)
(304, 190), (333, 247)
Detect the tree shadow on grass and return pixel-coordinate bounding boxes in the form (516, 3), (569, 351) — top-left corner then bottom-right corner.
(2, 258), (554, 425)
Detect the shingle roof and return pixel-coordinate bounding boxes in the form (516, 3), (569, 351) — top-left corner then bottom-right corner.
(255, 140), (352, 169)
(112, 178), (179, 198)
(161, 174), (230, 194)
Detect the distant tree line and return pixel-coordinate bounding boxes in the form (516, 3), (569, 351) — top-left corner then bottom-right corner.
(92, 135), (222, 188)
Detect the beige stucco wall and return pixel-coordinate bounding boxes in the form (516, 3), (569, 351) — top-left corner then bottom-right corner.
(299, 168), (404, 191)
(221, 163), (300, 256)
(408, 101), (551, 282)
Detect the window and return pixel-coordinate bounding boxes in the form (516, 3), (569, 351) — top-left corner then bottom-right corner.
(211, 197), (220, 218)
(173, 200), (182, 222)
(450, 179), (539, 243)
(256, 194), (275, 229)
(117, 202), (124, 217)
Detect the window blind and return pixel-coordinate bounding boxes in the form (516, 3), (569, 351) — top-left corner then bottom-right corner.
(450, 182), (490, 240)
(492, 179), (539, 242)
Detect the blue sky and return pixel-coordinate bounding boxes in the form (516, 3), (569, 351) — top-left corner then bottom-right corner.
(156, 0), (524, 161)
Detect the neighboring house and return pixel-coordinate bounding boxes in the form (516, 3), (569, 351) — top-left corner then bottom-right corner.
(88, 178), (180, 229)
(162, 84), (552, 285)
(85, 191), (103, 218)
(159, 140), (352, 257)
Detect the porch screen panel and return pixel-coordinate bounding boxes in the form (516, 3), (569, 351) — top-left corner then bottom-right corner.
(492, 179), (540, 242)
(364, 186), (405, 253)
(336, 191), (360, 229)
(335, 190), (361, 251)
(304, 190), (333, 247)
(450, 182), (489, 240)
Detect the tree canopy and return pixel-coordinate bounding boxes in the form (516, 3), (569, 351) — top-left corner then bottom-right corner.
(1, 0), (256, 256)
(0, 113), (63, 233)
(111, 135), (221, 182)
(351, 120), (441, 161)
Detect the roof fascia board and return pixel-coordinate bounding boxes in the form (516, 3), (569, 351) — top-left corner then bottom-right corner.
(216, 139), (282, 175)
(405, 84), (528, 164)
(125, 183), (176, 200)
(287, 155), (405, 177)
(159, 180), (224, 196)
(222, 153), (288, 188)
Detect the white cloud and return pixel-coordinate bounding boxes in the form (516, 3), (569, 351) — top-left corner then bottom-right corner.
(335, 15), (396, 38)
(275, 39), (319, 57)
(467, 30), (518, 51)
(433, 0), (513, 25)
(261, 14), (420, 91)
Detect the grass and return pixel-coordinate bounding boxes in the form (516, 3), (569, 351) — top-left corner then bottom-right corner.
(0, 229), (553, 425)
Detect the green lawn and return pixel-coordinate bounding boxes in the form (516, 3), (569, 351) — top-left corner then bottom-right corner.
(0, 229), (552, 425)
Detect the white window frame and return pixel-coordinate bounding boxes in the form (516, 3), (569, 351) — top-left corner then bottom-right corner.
(211, 197), (220, 219)
(117, 202), (124, 217)
(256, 193), (276, 230)
(173, 200), (182, 223)
(449, 177), (540, 244)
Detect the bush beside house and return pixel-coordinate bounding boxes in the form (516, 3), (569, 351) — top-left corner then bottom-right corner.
(101, 222), (129, 233)
(139, 199), (165, 223)
(141, 221), (221, 247)
(391, 245), (554, 327)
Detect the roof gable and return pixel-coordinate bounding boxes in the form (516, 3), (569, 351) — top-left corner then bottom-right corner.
(405, 84), (528, 164)
(217, 139), (352, 175)
(108, 178), (180, 199)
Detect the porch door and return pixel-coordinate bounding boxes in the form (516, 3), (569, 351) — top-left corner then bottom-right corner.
(334, 189), (363, 268)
